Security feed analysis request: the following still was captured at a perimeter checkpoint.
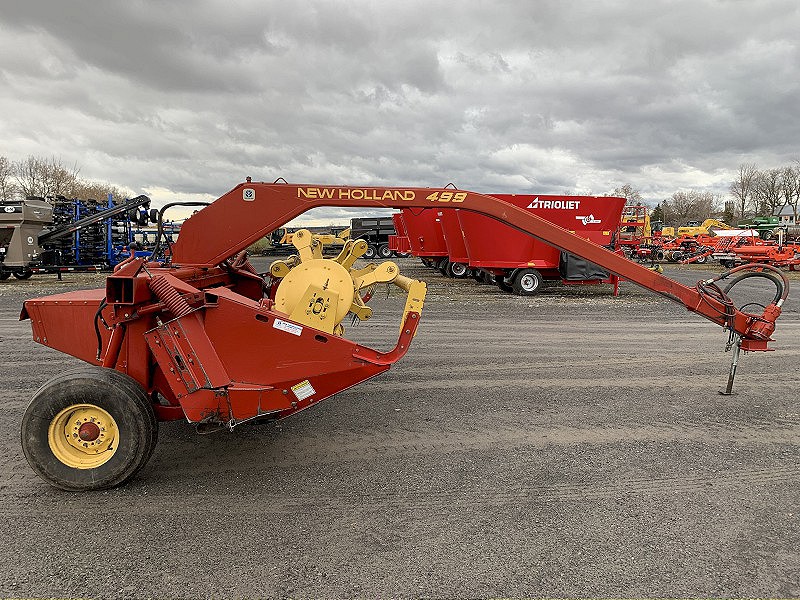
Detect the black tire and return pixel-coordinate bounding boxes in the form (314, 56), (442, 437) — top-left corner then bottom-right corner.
(0, 269), (10, 280)
(363, 244), (377, 259)
(12, 268), (33, 280)
(495, 275), (514, 293)
(694, 254), (708, 264)
(448, 262), (469, 278)
(720, 260), (736, 269)
(378, 244), (392, 259)
(512, 268), (543, 296)
(438, 258), (450, 276)
(21, 366), (158, 491)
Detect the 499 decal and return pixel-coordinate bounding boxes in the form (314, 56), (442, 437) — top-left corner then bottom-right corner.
(426, 191), (467, 203)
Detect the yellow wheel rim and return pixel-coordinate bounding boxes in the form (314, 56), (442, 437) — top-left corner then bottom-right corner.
(48, 404), (119, 469)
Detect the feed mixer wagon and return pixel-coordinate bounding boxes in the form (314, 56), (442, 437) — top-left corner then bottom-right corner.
(393, 194), (626, 293)
(20, 180), (789, 490)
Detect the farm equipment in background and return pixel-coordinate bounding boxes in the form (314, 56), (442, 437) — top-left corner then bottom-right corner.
(392, 194), (627, 295)
(20, 180), (789, 491)
(637, 228), (763, 266)
(0, 197), (53, 280)
(349, 216), (397, 259)
(676, 218), (733, 237)
(391, 208), (448, 267)
(389, 213), (412, 256)
(0, 194), (153, 279)
(618, 204), (652, 259)
(266, 226), (350, 255)
(738, 216), (782, 240)
(711, 229), (800, 270)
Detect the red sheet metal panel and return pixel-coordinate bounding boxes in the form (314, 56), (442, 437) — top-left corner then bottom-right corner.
(437, 209), (469, 264)
(399, 208), (448, 258)
(389, 213), (411, 254)
(457, 195), (625, 269)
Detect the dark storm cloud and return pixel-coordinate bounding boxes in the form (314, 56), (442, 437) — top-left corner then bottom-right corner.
(1, 0), (798, 222)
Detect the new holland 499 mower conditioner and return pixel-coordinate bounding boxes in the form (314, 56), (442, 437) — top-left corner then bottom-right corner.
(20, 180), (789, 490)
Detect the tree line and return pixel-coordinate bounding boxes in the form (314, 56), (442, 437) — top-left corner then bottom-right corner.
(616, 161), (800, 227)
(0, 155), (127, 203)
(3, 154), (798, 229)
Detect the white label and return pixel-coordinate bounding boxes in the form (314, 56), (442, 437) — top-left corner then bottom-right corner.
(291, 380), (316, 401)
(273, 318), (302, 336)
(527, 197), (581, 210)
(4, 206), (14, 212)
(243, 188), (255, 201)
(27, 236), (34, 244)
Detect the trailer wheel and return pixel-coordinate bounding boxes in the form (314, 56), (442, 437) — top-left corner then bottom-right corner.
(378, 244), (392, 259)
(21, 366), (158, 491)
(438, 258), (450, 276)
(12, 268), (33, 280)
(694, 254), (708, 264)
(364, 244), (377, 259)
(512, 268), (542, 296)
(448, 262), (469, 278)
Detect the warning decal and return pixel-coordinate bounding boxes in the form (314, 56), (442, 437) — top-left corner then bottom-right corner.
(291, 380), (316, 401)
(274, 318), (303, 336)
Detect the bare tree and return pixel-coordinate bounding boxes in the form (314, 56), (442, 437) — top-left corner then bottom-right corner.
(611, 183), (643, 206)
(729, 163), (757, 220)
(783, 162), (800, 222)
(660, 190), (721, 226)
(13, 155), (80, 198)
(752, 168), (783, 216)
(70, 180), (128, 203)
(0, 156), (18, 201)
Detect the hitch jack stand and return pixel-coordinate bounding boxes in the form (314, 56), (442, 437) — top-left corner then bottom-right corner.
(719, 336), (742, 396)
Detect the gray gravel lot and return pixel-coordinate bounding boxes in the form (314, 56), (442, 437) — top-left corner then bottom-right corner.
(0, 259), (798, 598)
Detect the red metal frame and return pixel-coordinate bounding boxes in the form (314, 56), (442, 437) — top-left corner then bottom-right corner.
(389, 213), (411, 255)
(395, 208), (448, 259)
(23, 181), (788, 428)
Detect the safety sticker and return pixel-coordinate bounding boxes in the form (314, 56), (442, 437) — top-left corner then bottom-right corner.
(243, 187), (255, 201)
(291, 380), (316, 401)
(274, 318), (302, 336)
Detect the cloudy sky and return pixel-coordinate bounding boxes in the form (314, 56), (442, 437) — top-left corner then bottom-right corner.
(1, 0), (798, 224)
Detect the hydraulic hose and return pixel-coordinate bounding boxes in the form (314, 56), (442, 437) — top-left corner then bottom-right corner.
(693, 263), (789, 345)
(721, 267), (788, 307)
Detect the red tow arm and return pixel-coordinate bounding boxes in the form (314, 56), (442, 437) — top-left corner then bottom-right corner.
(171, 181), (787, 350)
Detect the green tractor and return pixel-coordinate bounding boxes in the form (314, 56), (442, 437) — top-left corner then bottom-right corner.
(737, 216), (782, 240)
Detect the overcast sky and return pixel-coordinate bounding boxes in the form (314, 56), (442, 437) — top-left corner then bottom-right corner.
(1, 1), (798, 224)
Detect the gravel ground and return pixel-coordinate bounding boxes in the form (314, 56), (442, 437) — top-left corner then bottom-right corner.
(0, 258), (798, 598)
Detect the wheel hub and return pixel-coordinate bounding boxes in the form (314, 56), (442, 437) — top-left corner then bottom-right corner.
(48, 404), (119, 469)
(78, 421), (101, 441)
